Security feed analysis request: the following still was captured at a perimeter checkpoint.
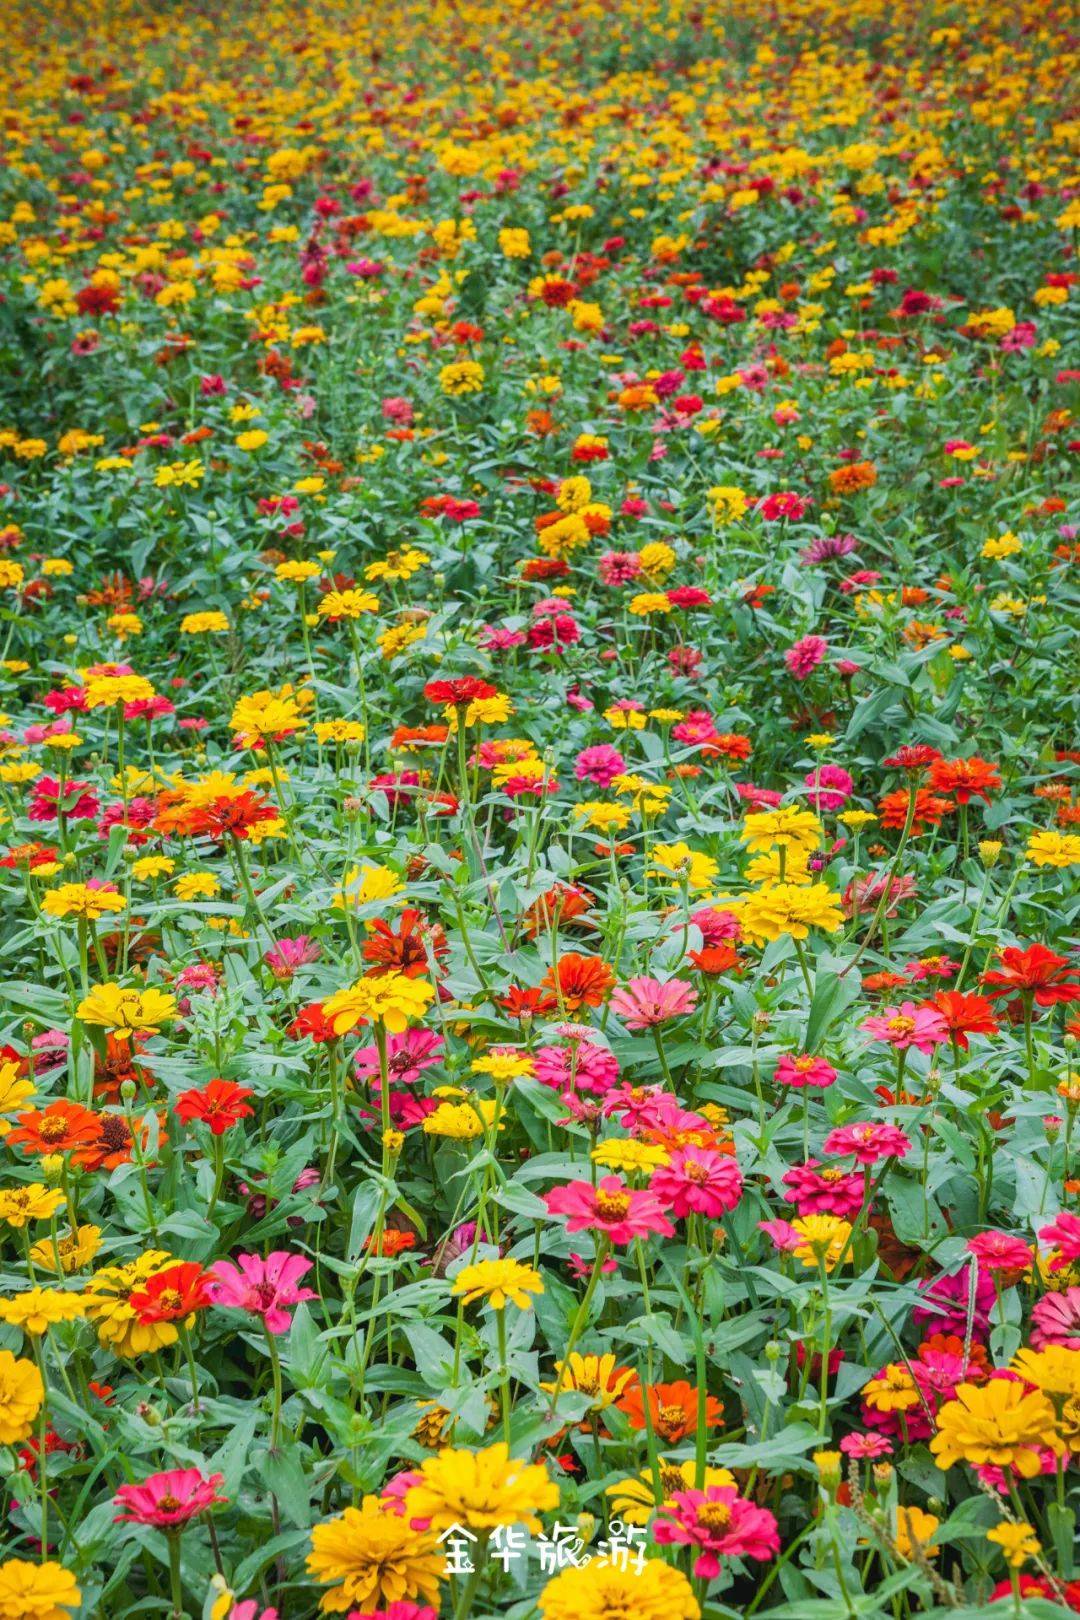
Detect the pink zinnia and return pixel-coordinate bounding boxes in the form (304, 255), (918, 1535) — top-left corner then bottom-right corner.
(354, 1028), (444, 1088)
(114, 1467), (226, 1527)
(823, 1122), (912, 1165)
(784, 635), (828, 679)
(544, 1175), (675, 1245)
(774, 1053), (837, 1090)
(230, 1607), (280, 1620)
(804, 764), (853, 812)
(654, 1487), (779, 1578)
(349, 1606), (439, 1620)
(1039, 1211), (1080, 1270)
(598, 550), (642, 585)
(534, 1038), (619, 1097)
(758, 1218), (803, 1255)
(478, 625), (526, 652)
(690, 905), (741, 945)
(574, 744), (626, 788)
(600, 1082), (668, 1128)
(913, 1268), (994, 1338)
(840, 1432), (892, 1460)
(966, 1231), (1032, 1274)
(860, 1000), (948, 1054)
(263, 935), (321, 980)
(781, 1160), (865, 1219)
(209, 1251), (317, 1333)
(609, 976), (698, 1030)
(1031, 1287), (1080, 1349)
(651, 1147), (742, 1219)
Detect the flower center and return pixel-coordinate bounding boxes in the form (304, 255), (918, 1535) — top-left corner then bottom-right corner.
(40, 1118), (68, 1141)
(684, 1161), (708, 1184)
(887, 1016), (916, 1036)
(158, 1289), (182, 1312)
(595, 1190), (631, 1220)
(698, 1502), (732, 1531)
(157, 1494), (181, 1512)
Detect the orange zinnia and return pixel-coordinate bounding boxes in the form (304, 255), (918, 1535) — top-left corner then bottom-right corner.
(828, 460), (877, 494)
(7, 1099), (100, 1156)
(927, 755), (1001, 806)
(617, 1379), (724, 1444)
(541, 952), (615, 1011)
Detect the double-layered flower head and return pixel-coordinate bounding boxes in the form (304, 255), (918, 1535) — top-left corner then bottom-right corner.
(76, 983), (177, 1040)
(403, 1443), (558, 1532)
(449, 1258), (544, 1311)
(0, 1559), (80, 1619)
(930, 1380), (1063, 1476)
(0, 1348), (44, 1443)
(738, 881), (843, 944)
(650, 1146), (742, 1219)
(538, 1557), (700, 1620)
(609, 975), (697, 1029)
(308, 1494), (443, 1614)
(322, 973), (435, 1035)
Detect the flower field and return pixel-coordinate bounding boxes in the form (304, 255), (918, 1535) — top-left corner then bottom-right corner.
(0, 0), (1079, 1615)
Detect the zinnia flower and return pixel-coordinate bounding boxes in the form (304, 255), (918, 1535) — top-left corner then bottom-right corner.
(322, 973), (435, 1035)
(930, 1381), (1063, 1477)
(860, 1001), (948, 1053)
(617, 1379), (723, 1444)
(609, 976), (698, 1029)
(114, 1467), (227, 1527)
(1031, 1287), (1080, 1349)
(654, 1486), (779, 1577)
(0, 1349), (44, 1444)
(774, 1053), (837, 1089)
(403, 1443), (558, 1532)
(209, 1251), (317, 1333)
(538, 1557), (699, 1620)
(174, 1078), (255, 1135)
(544, 1175), (674, 1244)
(0, 1560), (80, 1618)
(823, 1122), (912, 1164)
(650, 1146), (742, 1218)
(449, 1258), (544, 1311)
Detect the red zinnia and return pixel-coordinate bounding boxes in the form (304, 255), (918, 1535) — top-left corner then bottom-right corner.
(982, 944), (1080, 1009)
(422, 677), (495, 707)
(288, 1001), (338, 1043)
(175, 1078), (255, 1135)
(362, 908), (447, 979)
(882, 745), (943, 773)
(129, 1262), (214, 1324)
(495, 985), (559, 1019)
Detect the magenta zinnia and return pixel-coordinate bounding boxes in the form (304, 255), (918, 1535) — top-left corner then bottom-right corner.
(209, 1251), (318, 1333)
(654, 1486), (780, 1578)
(114, 1467), (226, 1527)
